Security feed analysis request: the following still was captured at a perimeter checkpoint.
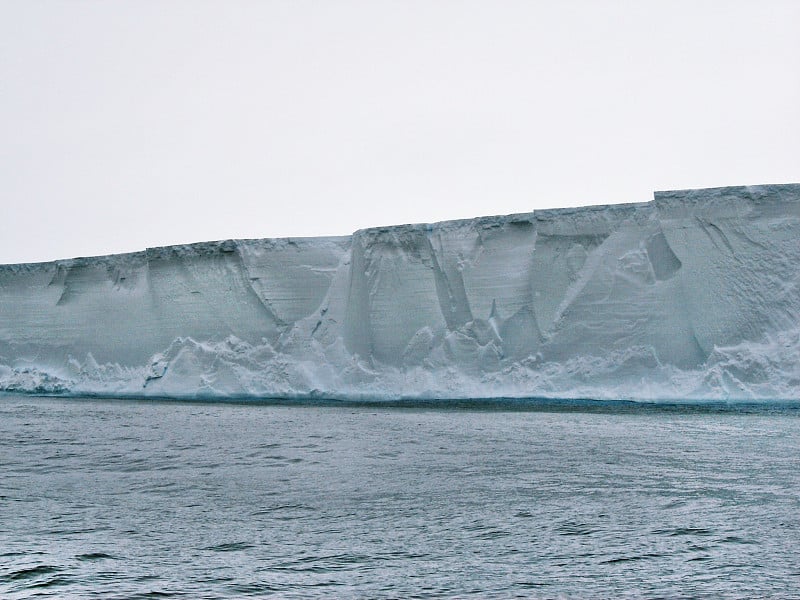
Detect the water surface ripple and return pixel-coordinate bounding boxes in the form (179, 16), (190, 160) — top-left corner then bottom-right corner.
(1, 396), (799, 598)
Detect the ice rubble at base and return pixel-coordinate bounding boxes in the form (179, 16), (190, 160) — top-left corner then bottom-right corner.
(1, 184), (799, 402)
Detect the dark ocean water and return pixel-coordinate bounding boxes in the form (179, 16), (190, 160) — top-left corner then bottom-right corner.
(1, 396), (799, 598)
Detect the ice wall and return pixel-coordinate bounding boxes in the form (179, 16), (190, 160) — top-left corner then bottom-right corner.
(1, 184), (799, 401)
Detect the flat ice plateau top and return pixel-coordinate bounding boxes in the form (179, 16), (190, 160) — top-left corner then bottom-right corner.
(2, 184), (799, 402)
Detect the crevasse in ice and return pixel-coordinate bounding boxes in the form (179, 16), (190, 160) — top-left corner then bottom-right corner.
(1, 184), (799, 401)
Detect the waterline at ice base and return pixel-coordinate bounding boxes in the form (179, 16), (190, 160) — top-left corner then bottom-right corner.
(1, 184), (799, 402)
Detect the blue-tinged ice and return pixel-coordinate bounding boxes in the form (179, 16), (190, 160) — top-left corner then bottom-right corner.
(1, 184), (799, 401)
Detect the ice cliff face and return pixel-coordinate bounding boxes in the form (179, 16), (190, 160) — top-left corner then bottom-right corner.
(1, 184), (799, 401)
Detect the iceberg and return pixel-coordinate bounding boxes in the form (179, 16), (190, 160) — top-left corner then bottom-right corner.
(1, 184), (799, 402)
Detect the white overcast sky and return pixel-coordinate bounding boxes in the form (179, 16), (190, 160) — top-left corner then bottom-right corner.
(1, 0), (798, 263)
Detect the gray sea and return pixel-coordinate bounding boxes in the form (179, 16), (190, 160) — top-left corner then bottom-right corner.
(1, 395), (799, 598)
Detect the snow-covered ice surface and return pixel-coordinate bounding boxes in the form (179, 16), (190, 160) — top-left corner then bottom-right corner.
(1, 184), (799, 402)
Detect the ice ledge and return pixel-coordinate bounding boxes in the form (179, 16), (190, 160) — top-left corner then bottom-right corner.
(654, 182), (800, 203)
(654, 183), (800, 218)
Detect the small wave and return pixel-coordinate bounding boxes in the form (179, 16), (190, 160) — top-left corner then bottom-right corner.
(601, 552), (665, 565)
(718, 535), (757, 545)
(228, 582), (284, 594)
(515, 581), (551, 588)
(203, 542), (254, 552)
(1, 564), (62, 582)
(251, 503), (314, 516)
(76, 552), (116, 561)
(0, 551), (46, 558)
(270, 553), (371, 573)
(24, 576), (72, 590)
(555, 520), (600, 536)
(653, 527), (714, 537)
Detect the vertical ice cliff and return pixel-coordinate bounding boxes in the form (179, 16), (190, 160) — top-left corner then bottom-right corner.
(1, 184), (799, 401)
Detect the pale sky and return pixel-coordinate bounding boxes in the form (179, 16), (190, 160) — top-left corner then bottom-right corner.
(1, 0), (798, 263)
